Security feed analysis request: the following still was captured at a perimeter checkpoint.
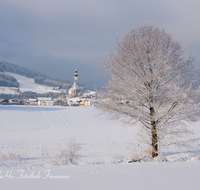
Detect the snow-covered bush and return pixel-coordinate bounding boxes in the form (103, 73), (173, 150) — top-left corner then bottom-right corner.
(0, 148), (27, 167)
(50, 138), (82, 166)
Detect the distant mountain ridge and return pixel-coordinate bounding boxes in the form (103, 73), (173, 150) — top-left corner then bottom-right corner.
(0, 61), (48, 79)
(0, 61), (73, 87)
(0, 61), (106, 93)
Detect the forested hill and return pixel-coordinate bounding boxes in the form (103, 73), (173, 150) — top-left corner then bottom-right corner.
(0, 61), (49, 79)
(0, 61), (104, 91)
(0, 72), (19, 87)
(0, 61), (72, 87)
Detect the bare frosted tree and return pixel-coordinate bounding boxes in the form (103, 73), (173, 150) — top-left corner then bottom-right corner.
(97, 22), (199, 158)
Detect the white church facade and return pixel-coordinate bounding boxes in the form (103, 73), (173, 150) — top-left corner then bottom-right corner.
(68, 68), (81, 98)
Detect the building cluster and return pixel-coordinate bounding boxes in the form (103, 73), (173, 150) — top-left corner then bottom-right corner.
(0, 69), (98, 107)
(0, 96), (97, 107)
(54, 68), (98, 107)
(0, 98), (24, 105)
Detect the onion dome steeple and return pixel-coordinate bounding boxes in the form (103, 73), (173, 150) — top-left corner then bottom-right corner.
(74, 68), (78, 83)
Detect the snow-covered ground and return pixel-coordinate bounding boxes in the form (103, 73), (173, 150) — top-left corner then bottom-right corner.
(0, 72), (63, 94)
(0, 86), (19, 95)
(0, 105), (200, 190)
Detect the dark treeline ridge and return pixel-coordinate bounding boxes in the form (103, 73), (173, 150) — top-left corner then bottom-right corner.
(0, 73), (19, 87)
(34, 77), (71, 89)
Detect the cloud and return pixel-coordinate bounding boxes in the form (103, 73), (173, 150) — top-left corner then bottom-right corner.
(0, 0), (200, 84)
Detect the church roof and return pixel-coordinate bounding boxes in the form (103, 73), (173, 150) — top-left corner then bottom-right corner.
(70, 82), (80, 90)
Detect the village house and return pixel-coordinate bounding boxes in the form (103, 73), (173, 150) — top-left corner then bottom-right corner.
(84, 99), (90, 106)
(82, 91), (97, 98)
(9, 98), (21, 103)
(67, 98), (91, 107)
(78, 100), (84, 106)
(36, 97), (54, 106)
(68, 100), (79, 106)
(77, 99), (90, 106)
(7, 98), (24, 105)
(0, 99), (9, 104)
(26, 98), (38, 105)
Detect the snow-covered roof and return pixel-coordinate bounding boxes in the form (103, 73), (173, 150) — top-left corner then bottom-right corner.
(10, 98), (20, 101)
(0, 99), (9, 102)
(37, 97), (52, 101)
(82, 91), (97, 97)
(70, 82), (80, 90)
(27, 99), (37, 102)
(44, 101), (54, 103)
(69, 101), (79, 105)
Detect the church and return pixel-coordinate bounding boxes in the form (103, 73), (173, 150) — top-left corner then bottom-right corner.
(68, 68), (81, 97)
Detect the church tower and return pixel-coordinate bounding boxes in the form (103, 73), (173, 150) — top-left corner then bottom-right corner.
(68, 68), (81, 98)
(74, 68), (78, 83)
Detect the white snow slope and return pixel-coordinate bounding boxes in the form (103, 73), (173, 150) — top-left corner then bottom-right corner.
(0, 72), (62, 94)
(0, 105), (200, 190)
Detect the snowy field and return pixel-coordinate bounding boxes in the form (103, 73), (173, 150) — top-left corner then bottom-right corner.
(0, 72), (63, 94)
(0, 105), (200, 190)
(0, 86), (19, 95)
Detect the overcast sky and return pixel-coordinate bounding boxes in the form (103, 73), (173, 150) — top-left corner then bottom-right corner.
(0, 0), (200, 85)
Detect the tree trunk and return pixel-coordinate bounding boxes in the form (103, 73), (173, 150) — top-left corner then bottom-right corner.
(150, 107), (158, 158)
(151, 124), (158, 158)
